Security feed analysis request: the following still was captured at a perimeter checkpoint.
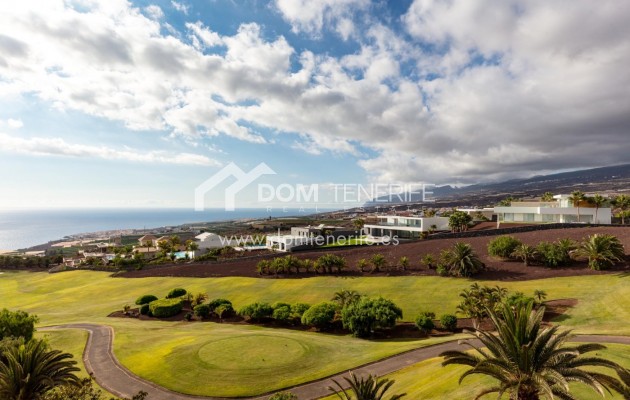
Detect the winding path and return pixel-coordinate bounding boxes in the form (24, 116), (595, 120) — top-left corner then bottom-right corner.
(41, 324), (630, 400)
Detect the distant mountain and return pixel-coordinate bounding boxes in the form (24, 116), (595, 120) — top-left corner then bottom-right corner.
(364, 164), (630, 207)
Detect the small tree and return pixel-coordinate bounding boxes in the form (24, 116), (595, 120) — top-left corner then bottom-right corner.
(420, 254), (436, 269)
(440, 314), (457, 332)
(331, 290), (362, 308)
(487, 236), (522, 258)
(510, 244), (538, 266)
(569, 190), (586, 222)
(341, 297), (403, 338)
(415, 311), (435, 334)
(356, 258), (369, 272)
(441, 242), (484, 277)
(0, 309), (39, 342)
(534, 289), (547, 304)
(456, 283), (507, 329)
(448, 211), (473, 232)
(192, 292), (208, 307)
(572, 234), (625, 270)
(398, 256), (409, 271)
(370, 254), (386, 273)
(301, 302), (337, 330)
(315, 254), (346, 274)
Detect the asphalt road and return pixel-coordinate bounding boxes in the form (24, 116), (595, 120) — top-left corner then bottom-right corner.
(40, 324), (630, 400)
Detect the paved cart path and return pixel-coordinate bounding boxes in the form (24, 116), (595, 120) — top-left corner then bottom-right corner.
(41, 324), (630, 400)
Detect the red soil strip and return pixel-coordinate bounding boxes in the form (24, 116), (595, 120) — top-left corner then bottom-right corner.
(119, 227), (630, 281)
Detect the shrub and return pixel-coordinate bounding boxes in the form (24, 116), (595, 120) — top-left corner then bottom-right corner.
(436, 264), (448, 276)
(301, 302), (337, 330)
(149, 298), (183, 318)
(193, 304), (211, 319)
(510, 244), (538, 266)
(398, 256), (410, 270)
(421, 254), (436, 269)
(239, 302), (273, 321)
(123, 304), (131, 314)
(272, 306), (291, 322)
(440, 314), (458, 332)
(356, 258), (369, 272)
(215, 303), (234, 319)
(139, 304), (150, 315)
(256, 259), (271, 275)
(505, 292), (534, 308)
(135, 294), (158, 305)
(440, 242), (484, 277)
(341, 297), (403, 338)
(208, 298), (232, 313)
(290, 303), (311, 319)
(536, 241), (573, 267)
(166, 288), (187, 299)
(488, 236), (522, 258)
(572, 234), (625, 270)
(415, 311), (435, 333)
(0, 309), (39, 342)
(184, 312), (193, 321)
(370, 254), (386, 272)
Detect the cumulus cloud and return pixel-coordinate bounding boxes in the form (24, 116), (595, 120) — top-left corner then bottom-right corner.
(0, 0), (629, 185)
(0, 133), (220, 166)
(171, 1), (189, 15)
(0, 118), (23, 129)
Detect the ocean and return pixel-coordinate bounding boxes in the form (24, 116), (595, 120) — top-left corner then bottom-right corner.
(0, 208), (329, 250)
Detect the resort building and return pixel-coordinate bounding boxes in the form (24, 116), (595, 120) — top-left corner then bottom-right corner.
(195, 232), (234, 250)
(364, 215), (450, 238)
(494, 194), (612, 225)
(290, 224), (358, 239)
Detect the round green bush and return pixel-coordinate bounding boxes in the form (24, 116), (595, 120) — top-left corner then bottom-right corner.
(341, 297), (403, 338)
(301, 302), (337, 330)
(239, 302), (273, 321)
(215, 303), (234, 319)
(149, 298), (183, 318)
(208, 298), (232, 312)
(272, 306), (291, 322)
(415, 312), (435, 333)
(135, 294), (158, 305)
(290, 303), (311, 319)
(440, 314), (458, 331)
(488, 236), (522, 258)
(166, 288), (187, 299)
(139, 304), (150, 315)
(193, 304), (211, 319)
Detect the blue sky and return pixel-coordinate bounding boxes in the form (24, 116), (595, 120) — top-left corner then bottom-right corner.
(1, 0), (629, 209)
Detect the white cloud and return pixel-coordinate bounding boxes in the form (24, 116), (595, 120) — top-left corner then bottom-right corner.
(0, 132), (220, 166)
(171, 1), (189, 15)
(273, 0), (369, 37)
(144, 5), (164, 20)
(0, 0), (629, 185)
(0, 118), (23, 129)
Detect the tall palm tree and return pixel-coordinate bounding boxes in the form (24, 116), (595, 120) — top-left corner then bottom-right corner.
(569, 190), (586, 222)
(572, 234), (625, 270)
(328, 372), (406, 400)
(0, 339), (80, 400)
(541, 192), (554, 202)
(442, 242), (485, 277)
(612, 194), (630, 224)
(441, 301), (628, 400)
(589, 194), (607, 224)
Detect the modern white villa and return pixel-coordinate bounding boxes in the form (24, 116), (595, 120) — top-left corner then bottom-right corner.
(494, 194), (612, 226)
(195, 232), (234, 250)
(266, 235), (315, 252)
(364, 215), (450, 238)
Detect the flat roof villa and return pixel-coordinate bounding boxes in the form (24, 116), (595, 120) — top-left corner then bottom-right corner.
(494, 194), (612, 226)
(364, 215), (450, 238)
(266, 235), (316, 252)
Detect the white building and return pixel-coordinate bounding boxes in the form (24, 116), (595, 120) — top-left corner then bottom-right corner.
(194, 232), (236, 250)
(266, 235), (315, 252)
(364, 215), (450, 238)
(494, 194), (611, 225)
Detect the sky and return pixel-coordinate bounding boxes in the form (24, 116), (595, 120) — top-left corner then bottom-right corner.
(0, 0), (629, 209)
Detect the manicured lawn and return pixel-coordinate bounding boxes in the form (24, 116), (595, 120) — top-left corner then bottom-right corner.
(1, 270), (629, 395)
(320, 343), (630, 400)
(35, 329), (89, 378)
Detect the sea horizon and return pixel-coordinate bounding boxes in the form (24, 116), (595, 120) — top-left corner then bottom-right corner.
(0, 207), (335, 251)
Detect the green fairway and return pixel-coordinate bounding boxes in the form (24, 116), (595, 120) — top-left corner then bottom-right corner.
(1, 270), (629, 396)
(36, 329), (89, 378)
(320, 343), (630, 400)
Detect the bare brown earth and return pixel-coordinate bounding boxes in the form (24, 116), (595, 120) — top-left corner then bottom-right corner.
(120, 226), (630, 281)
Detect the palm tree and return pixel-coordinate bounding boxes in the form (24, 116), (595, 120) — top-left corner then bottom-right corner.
(510, 244), (538, 266)
(541, 192), (554, 202)
(589, 194), (607, 224)
(353, 218), (365, 231)
(332, 289), (362, 308)
(370, 254), (387, 273)
(442, 242), (484, 277)
(533, 289), (547, 304)
(328, 372), (406, 400)
(612, 194), (630, 224)
(0, 339), (80, 400)
(572, 234), (625, 270)
(569, 190), (586, 222)
(441, 301), (628, 400)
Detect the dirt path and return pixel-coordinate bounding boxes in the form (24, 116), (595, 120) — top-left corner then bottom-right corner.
(41, 324), (630, 400)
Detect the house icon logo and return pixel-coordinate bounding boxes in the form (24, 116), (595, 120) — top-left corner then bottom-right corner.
(194, 162), (276, 211)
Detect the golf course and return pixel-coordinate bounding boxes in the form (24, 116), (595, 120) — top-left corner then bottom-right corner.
(1, 268), (629, 397)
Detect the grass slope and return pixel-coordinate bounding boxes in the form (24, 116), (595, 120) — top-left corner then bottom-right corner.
(1, 270), (629, 396)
